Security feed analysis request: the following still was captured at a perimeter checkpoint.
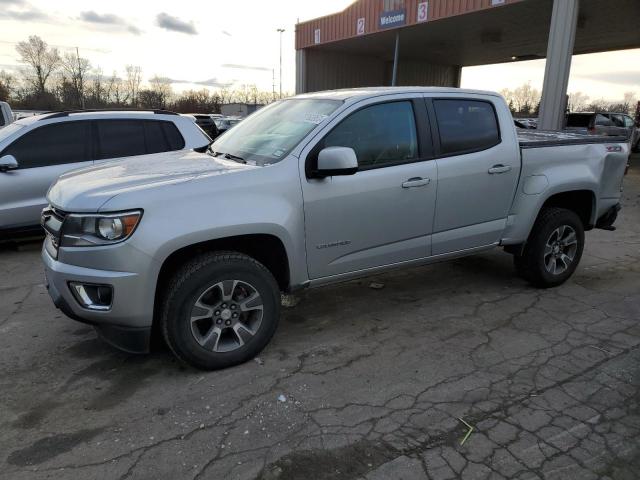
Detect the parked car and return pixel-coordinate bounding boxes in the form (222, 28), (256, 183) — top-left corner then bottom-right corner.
(186, 114), (219, 139)
(214, 116), (241, 135)
(0, 110), (210, 237)
(566, 112), (639, 152)
(0, 101), (13, 128)
(42, 88), (628, 370)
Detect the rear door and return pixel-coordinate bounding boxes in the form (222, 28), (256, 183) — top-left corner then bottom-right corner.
(301, 96), (437, 279)
(0, 121), (92, 230)
(594, 114), (615, 136)
(428, 96), (520, 255)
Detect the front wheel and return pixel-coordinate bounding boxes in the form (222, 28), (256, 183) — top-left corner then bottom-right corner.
(514, 207), (585, 288)
(160, 252), (280, 370)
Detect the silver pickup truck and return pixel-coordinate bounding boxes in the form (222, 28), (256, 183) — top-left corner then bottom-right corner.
(41, 87), (629, 370)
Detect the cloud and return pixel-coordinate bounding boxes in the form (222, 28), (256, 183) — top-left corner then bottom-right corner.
(0, 8), (48, 21)
(0, 0), (25, 4)
(166, 77), (232, 88)
(221, 63), (271, 72)
(222, 30), (232, 37)
(79, 11), (141, 35)
(156, 13), (197, 35)
(575, 71), (640, 87)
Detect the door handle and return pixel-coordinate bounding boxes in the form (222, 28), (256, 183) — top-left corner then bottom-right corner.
(488, 164), (512, 174)
(402, 177), (430, 188)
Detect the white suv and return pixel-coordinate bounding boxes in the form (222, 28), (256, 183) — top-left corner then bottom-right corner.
(0, 110), (210, 236)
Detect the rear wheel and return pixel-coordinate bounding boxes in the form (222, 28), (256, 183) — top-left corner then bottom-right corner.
(160, 252), (280, 370)
(514, 207), (585, 288)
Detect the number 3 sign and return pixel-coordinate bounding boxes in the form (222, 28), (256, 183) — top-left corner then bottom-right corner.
(417, 1), (428, 23)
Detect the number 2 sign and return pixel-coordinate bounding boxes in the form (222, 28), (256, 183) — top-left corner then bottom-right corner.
(417, 1), (428, 23)
(357, 17), (365, 35)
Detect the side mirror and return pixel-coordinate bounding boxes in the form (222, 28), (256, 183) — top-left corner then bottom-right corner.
(0, 154), (18, 173)
(314, 147), (358, 177)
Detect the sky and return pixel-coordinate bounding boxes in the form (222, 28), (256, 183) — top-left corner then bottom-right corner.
(0, 0), (638, 102)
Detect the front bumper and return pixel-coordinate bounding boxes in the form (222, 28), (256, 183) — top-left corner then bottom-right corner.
(42, 245), (154, 353)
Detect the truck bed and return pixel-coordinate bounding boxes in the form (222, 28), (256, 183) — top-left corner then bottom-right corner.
(518, 130), (628, 149)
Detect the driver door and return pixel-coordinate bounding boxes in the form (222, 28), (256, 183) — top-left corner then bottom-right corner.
(300, 96), (437, 280)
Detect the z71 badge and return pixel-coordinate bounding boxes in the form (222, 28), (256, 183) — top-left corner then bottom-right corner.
(316, 240), (352, 250)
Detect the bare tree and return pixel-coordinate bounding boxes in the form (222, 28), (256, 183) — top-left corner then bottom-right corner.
(622, 92), (638, 115)
(0, 70), (15, 101)
(124, 65), (142, 106)
(86, 67), (106, 107)
(148, 75), (173, 108)
(106, 71), (127, 105)
(15, 35), (61, 96)
(61, 51), (91, 108)
(500, 82), (541, 115)
(568, 91), (590, 112)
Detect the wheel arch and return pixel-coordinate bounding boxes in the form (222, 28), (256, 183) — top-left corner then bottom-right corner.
(504, 188), (596, 256)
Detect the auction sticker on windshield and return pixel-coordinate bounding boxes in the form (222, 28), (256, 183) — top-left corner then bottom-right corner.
(303, 113), (329, 124)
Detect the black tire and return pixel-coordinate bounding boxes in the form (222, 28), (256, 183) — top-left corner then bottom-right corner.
(160, 251), (280, 370)
(633, 139), (640, 154)
(513, 207), (585, 288)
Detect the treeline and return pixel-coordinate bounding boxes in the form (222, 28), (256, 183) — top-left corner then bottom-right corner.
(501, 81), (638, 117)
(0, 36), (288, 113)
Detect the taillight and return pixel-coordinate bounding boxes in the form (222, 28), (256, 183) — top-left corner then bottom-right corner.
(625, 163), (630, 176)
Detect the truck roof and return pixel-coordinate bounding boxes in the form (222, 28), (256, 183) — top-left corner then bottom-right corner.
(295, 86), (502, 102)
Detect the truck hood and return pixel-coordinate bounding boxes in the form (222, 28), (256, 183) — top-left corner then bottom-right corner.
(48, 150), (257, 212)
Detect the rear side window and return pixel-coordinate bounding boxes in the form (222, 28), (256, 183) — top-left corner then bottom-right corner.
(161, 121), (185, 150)
(3, 121), (91, 169)
(96, 120), (146, 159)
(322, 101), (418, 168)
(610, 114), (625, 127)
(143, 121), (185, 153)
(96, 120), (185, 159)
(434, 99), (500, 155)
(566, 114), (592, 128)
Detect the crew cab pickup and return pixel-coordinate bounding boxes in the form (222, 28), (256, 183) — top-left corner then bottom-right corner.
(41, 87), (629, 370)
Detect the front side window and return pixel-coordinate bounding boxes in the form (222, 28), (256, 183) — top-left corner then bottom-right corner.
(624, 116), (636, 128)
(3, 121), (90, 169)
(433, 99), (500, 155)
(210, 98), (342, 166)
(595, 114), (612, 127)
(322, 101), (418, 168)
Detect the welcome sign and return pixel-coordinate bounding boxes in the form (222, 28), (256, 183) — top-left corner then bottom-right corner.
(379, 9), (406, 29)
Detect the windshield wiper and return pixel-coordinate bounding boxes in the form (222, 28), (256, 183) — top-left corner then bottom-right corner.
(210, 151), (246, 164)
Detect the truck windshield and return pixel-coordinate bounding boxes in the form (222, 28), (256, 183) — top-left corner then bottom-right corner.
(209, 98), (342, 165)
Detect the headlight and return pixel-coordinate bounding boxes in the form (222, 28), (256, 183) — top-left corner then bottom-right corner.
(60, 210), (142, 247)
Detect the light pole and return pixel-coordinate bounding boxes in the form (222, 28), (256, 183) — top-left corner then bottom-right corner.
(277, 28), (285, 99)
